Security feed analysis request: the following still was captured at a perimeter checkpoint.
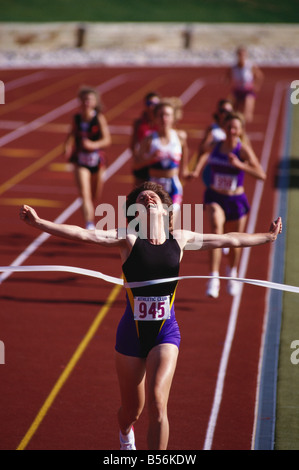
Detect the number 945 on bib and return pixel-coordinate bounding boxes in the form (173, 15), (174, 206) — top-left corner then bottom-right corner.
(134, 296), (171, 321)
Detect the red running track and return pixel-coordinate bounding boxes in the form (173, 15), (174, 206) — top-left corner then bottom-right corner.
(0, 65), (295, 450)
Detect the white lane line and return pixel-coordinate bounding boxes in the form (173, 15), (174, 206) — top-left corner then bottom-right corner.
(0, 147), (132, 285)
(0, 72), (131, 284)
(203, 81), (285, 450)
(179, 79), (205, 105)
(0, 75), (204, 285)
(4, 71), (48, 91)
(103, 148), (132, 181)
(0, 199), (81, 285)
(0, 73), (128, 147)
(251, 81), (290, 450)
(0, 120), (26, 130)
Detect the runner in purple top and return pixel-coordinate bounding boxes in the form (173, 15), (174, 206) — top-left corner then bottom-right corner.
(192, 112), (266, 298)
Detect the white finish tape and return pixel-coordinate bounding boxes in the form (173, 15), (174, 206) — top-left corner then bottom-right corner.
(0, 264), (298, 294)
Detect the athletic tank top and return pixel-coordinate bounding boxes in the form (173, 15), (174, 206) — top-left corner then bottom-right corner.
(149, 130), (182, 171)
(136, 113), (157, 143)
(122, 235), (181, 298)
(73, 111), (103, 147)
(120, 235), (181, 357)
(208, 141), (245, 191)
(72, 111), (104, 167)
(122, 235), (181, 355)
(210, 123), (226, 142)
(231, 62), (254, 90)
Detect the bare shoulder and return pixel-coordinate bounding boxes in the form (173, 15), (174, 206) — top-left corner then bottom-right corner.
(172, 229), (203, 251)
(118, 231), (137, 263)
(240, 141), (256, 159)
(176, 129), (187, 143)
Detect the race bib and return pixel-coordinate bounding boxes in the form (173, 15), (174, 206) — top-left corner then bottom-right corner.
(213, 173), (238, 191)
(78, 151), (100, 167)
(134, 296), (171, 321)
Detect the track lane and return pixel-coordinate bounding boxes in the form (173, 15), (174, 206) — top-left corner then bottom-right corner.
(0, 68), (207, 450)
(0, 66), (295, 450)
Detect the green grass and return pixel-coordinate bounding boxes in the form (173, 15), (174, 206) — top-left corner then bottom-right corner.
(1, 0), (299, 22)
(275, 101), (299, 450)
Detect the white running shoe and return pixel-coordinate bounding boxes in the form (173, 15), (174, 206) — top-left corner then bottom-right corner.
(119, 427), (136, 450)
(226, 268), (240, 296)
(227, 278), (240, 296)
(206, 277), (220, 298)
(85, 222), (95, 230)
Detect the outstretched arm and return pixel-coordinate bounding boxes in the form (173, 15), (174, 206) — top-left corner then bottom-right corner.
(175, 217), (282, 251)
(19, 205), (124, 247)
(201, 217), (282, 250)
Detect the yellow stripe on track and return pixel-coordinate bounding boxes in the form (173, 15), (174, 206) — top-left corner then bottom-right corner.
(0, 143), (63, 196)
(0, 76), (168, 197)
(17, 282), (122, 450)
(48, 163), (72, 172)
(0, 198), (64, 208)
(0, 148), (41, 158)
(105, 76), (167, 121)
(0, 72), (87, 117)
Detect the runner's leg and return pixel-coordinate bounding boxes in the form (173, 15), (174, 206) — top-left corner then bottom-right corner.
(115, 351), (146, 437)
(146, 343), (179, 450)
(74, 166), (94, 226)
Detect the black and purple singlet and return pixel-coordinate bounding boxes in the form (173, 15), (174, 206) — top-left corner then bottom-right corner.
(115, 235), (181, 358)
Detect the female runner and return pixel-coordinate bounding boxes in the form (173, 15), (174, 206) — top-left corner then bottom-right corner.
(192, 112), (266, 298)
(198, 99), (234, 156)
(19, 182), (281, 450)
(130, 91), (161, 186)
(226, 46), (264, 123)
(134, 102), (189, 221)
(64, 86), (111, 229)
(192, 99), (234, 188)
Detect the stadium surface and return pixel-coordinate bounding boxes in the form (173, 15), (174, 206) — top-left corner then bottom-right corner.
(0, 65), (298, 451)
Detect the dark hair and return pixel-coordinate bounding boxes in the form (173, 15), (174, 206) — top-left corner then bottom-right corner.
(77, 86), (102, 113)
(213, 99), (233, 121)
(153, 101), (175, 117)
(126, 181), (173, 231)
(224, 111), (245, 127)
(144, 91), (161, 103)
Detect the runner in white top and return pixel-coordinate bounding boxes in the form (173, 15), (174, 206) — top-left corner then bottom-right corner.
(135, 101), (189, 217)
(226, 46), (264, 123)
